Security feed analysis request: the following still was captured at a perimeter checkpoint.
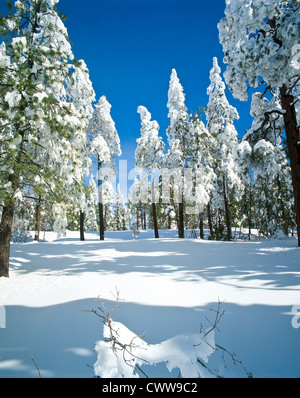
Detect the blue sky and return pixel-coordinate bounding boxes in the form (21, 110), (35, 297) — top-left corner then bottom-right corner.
(56, 0), (253, 170)
(1, 0), (253, 190)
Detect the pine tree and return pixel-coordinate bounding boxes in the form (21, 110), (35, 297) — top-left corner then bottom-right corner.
(128, 177), (142, 231)
(84, 175), (98, 232)
(88, 95), (121, 240)
(205, 57), (241, 240)
(0, 0), (95, 277)
(190, 107), (216, 236)
(218, 0), (300, 245)
(165, 69), (194, 238)
(136, 105), (164, 238)
(115, 184), (128, 231)
(233, 140), (253, 239)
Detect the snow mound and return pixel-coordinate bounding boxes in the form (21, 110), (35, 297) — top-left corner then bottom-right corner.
(94, 320), (215, 378)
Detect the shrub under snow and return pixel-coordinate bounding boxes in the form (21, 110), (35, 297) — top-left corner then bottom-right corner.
(94, 320), (216, 378)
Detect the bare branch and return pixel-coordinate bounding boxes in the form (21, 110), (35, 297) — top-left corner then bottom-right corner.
(288, 76), (300, 94)
(31, 355), (42, 378)
(204, 298), (225, 337)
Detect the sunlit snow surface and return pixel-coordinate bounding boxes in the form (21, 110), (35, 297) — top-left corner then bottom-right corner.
(0, 229), (299, 378)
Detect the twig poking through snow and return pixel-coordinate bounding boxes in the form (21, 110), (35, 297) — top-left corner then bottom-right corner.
(87, 293), (251, 378)
(31, 355), (42, 378)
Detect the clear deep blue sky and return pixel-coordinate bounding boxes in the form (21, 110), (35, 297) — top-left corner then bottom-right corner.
(58, 0), (252, 170)
(1, 0), (253, 177)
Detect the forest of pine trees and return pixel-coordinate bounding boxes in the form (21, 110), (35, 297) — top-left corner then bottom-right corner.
(0, 0), (299, 278)
(4, 57), (296, 245)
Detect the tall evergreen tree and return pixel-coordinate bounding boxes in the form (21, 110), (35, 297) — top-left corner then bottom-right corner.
(0, 0), (95, 277)
(115, 183), (127, 231)
(218, 0), (300, 245)
(206, 57), (241, 240)
(189, 108), (216, 234)
(88, 95), (121, 240)
(136, 105), (164, 238)
(165, 69), (195, 238)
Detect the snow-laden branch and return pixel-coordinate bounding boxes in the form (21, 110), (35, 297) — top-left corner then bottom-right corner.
(86, 293), (251, 378)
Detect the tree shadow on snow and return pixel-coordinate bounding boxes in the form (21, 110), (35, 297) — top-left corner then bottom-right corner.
(9, 238), (300, 292)
(0, 298), (299, 378)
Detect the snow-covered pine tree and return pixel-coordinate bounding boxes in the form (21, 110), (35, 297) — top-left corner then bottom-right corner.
(233, 140), (253, 239)
(88, 95), (121, 240)
(83, 175), (98, 232)
(102, 179), (114, 231)
(0, 0), (95, 277)
(189, 108), (216, 237)
(243, 91), (294, 237)
(68, 59), (96, 241)
(165, 69), (195, 238)
(136, 105), (164, 238)
(128, 176), (142, 231)
(218, 0), (300, 246)
(115, 183), (128, 231)
(205, 57), (241, 240)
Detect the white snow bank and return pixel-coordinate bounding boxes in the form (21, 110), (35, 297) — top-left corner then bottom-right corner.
(94, 320), (215, 378)
(0, 230), (299, 378)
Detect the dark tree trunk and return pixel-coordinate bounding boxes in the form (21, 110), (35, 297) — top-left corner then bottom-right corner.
(136, 204), (139, 230)
(98, 157), (105, 241)
(199, 216), (204, 239)
(0, 169), (19, 278)
(280, 85), (300, 247)
(139, 202), (143, 229)
(223, 176), (232, 240)
(247, 183), (252, 241)
(152, 202), (159, 238)
(142, 204), (146, 230)
(116, 205), (120, 231)
(178, 201), (184, 238)
(151, 170), (159, 238)
(80, 210), (85, 241)
(98, 202), (104, 241)
(207, 202), (213, 238)
(245, 182), (253, 240)
(177, 168), (185, 239)
(167, 204), (172, 230)
(34, 195), (41, 242)
(0, 202), (15, 278)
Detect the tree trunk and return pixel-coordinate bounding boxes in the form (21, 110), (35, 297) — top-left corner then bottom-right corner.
(223, 176), (232, 240)
(280, 85), (300, 247)
(0, 168), (19, 278)
(178, 201), (184, 238)
(167, 205), (172, 230)
(80, 210), (85, 241)
(136, 204), (139, 230)
(98, 157), (105, 241)
(207, 202), (213, 238)
(104, 204), (107, 231)
(151, 170), (159, 238)
(34, 195), (41, 242)
(142, 204), (146, 230)
(116, 205), (120, 231)
(98, 203), (104, 240)
(139, 202), (143, 230)
(248, 183), (252, 241)
(152, 203), (159, 238)
(177, 168), (184, 239)
(199, 216), (204, 239)
(0, 201), (15, 277)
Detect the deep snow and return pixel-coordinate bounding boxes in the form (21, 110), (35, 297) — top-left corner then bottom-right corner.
(0, 229), (299, 378)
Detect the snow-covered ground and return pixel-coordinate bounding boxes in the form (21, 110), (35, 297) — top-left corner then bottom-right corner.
(0, 229), (299, 378)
